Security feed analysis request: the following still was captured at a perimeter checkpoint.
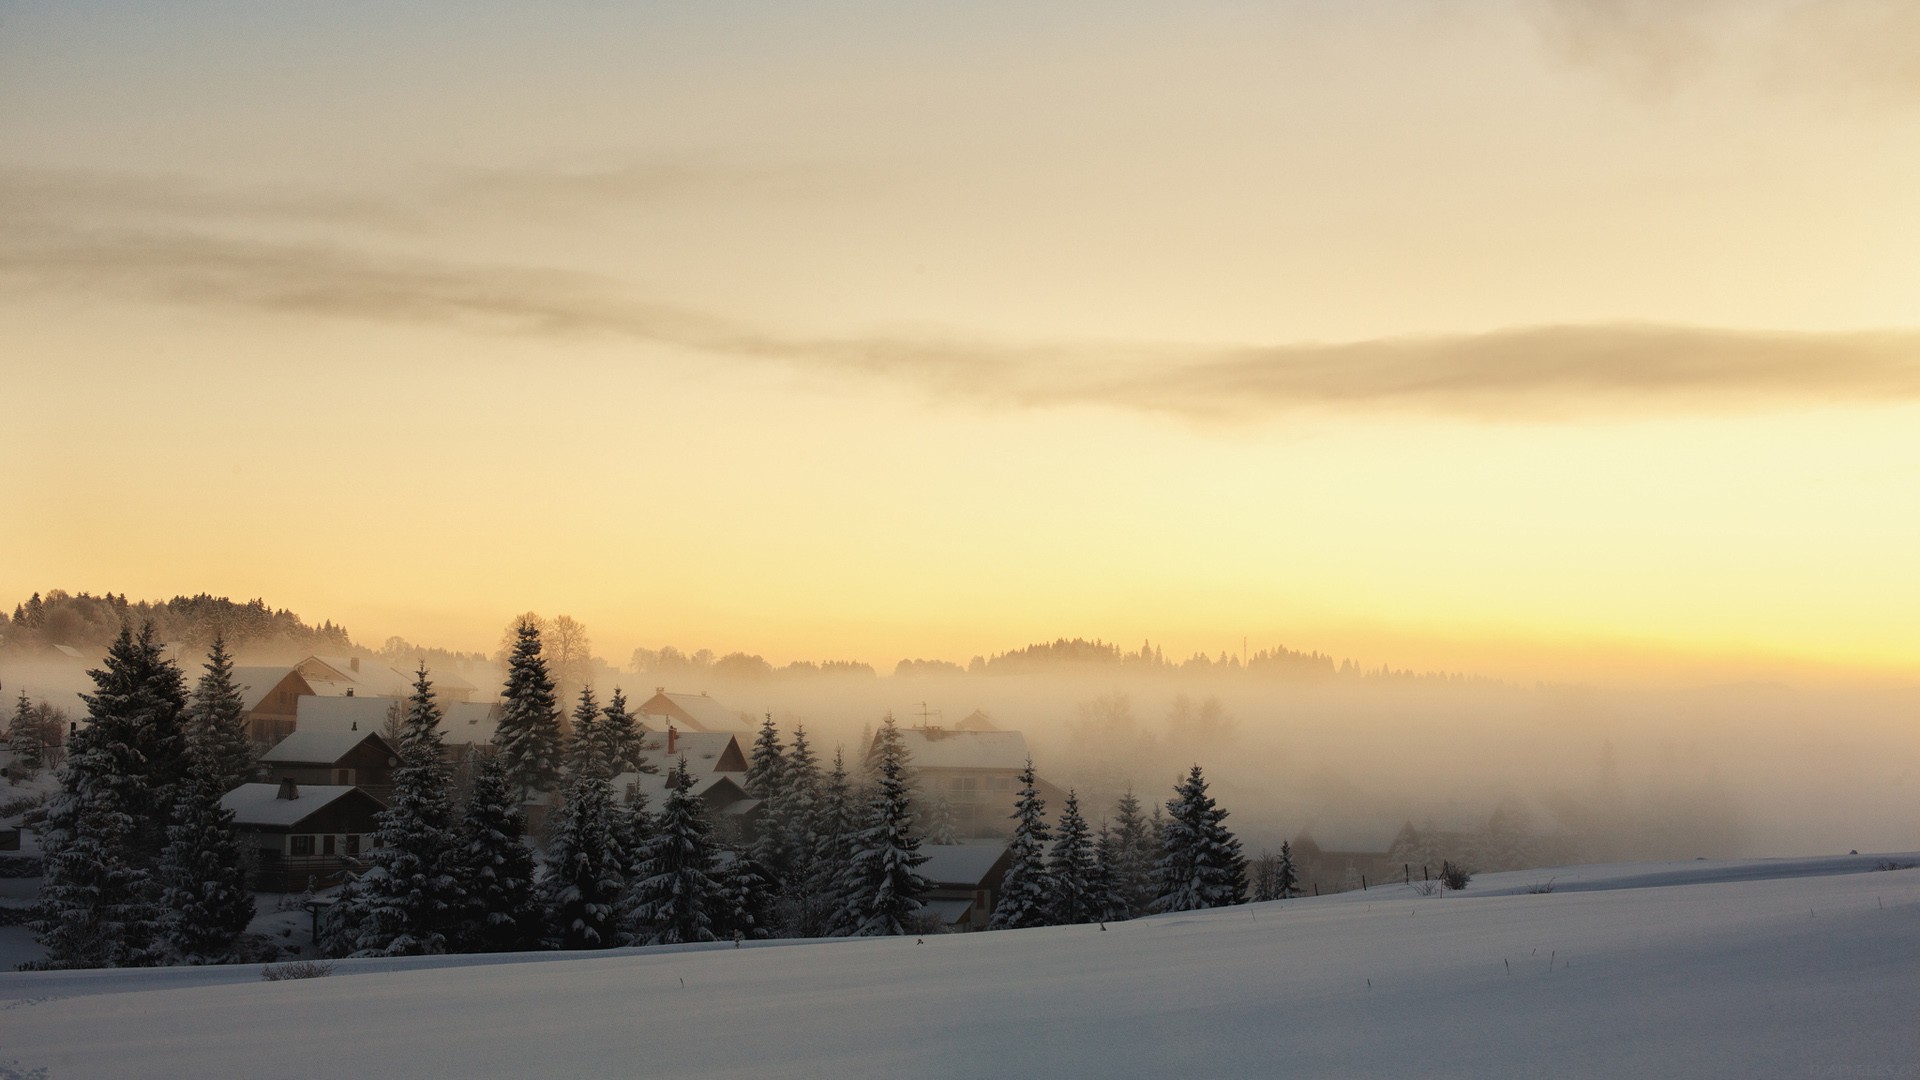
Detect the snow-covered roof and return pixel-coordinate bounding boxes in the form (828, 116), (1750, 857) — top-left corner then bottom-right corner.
(231, 666), (301, 713)
(637, 691), (754, 733)
(953, 709), (998, 731)
(918, 841), (1010, 887)
(893, 728), (1030, 772)
(298, 656), (413, 697)
(260, 728), (395, 766)
(219, 783), (366, 828)
(612, 770), (748, 807)
(294, 695), (500, 745)
(633, 730), (745, 772)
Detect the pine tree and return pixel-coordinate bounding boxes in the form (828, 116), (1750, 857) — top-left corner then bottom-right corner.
(780, 725), (821, 880)
(802, 748), (858, 937)
(451, 755), (543, 953)
(155, 776), (254, 964)
(567, 685), (605, 781)
(494, 618), (562, 797)
(183, 635), (254, 793)
(32, 623), (190, 967)
(1155, 764), (1247, 913)
(842, 717), (929, 936)
(542, 771), (625, 950)
(1276, 840), (1298, 900)
(7, 692), (42, 775)
(625, 757), (720, 946)
(1109, 788), (1158, 919)
(921, 790), (958, 845)
(1090, 821), (1125, 923)
(78, 623), (191, 853)
(335, 668), (463, 956)
(600, 687), (646, 776)
(989, 758), (1052, 930)
(745, 714), (789, 883)
(713, 849), (777, 941)
(1047, 789), (1095, 925)
(30, 722), (158, 968)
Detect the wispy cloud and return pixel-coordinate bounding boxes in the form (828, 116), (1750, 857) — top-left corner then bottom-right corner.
(5, 167), (1919, 422)
(1531, 0), (1920, 99)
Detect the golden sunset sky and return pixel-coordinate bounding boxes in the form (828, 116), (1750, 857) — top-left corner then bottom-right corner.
(2, 1), (1917, 681)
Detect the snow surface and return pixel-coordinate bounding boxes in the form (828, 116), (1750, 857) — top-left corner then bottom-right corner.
(1, 855), (1916, 1079)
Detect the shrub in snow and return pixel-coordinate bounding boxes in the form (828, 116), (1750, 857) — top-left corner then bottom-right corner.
(1440, 861), (1472, 891)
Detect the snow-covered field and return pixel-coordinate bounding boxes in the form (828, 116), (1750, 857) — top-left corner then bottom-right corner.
(1, 855), (1915, 1080)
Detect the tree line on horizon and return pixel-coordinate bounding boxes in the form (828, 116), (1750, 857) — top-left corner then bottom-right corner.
(19, 617), (1255, 970)
(2, 589), (1490, 688)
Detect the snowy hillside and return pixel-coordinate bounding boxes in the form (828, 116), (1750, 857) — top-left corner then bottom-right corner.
(2, 855), (1915, 1079)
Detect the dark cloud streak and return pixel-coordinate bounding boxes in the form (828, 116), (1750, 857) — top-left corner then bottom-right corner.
(4, 167), (1918, 422)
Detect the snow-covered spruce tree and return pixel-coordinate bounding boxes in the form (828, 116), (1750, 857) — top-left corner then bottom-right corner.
(988, 758), (1052, 930)
(452, 754), (543, 953)
(183, 635), (255, 794)
(1108, 788), (1160, 919)
(799, 748), (858, 937)
(610, 786), (653, 884)
(600, 687), (646, 776)
(1276, 840), (1298, 900)
(542, 769), (625, 950)
(80, 623), (192, 854)
(745, 713), (789, 883)
(1155, 764), (1247, 913)
(494, 617), (562, 798)
(29, 723), (158, 968)
(780, 724), (821, 880)
(841, 718), (929, 937)
(155, 774), (254, 964)
(921, 790), (958, 846)
(624, 757), (720, 946)
(714, 848), (777, 941)
(7, 691), (43, 776)
(1090, 821), (1126, 923)
(567, 685), (605, 781)
(1048, 789), (1096, 925)
(337, 667), (463, 956)
(31, 622), (192, 967)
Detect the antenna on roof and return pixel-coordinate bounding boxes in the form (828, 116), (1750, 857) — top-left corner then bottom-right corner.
(913, 701), (941, 729)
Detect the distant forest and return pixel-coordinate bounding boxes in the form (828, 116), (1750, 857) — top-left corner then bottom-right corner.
(2, 590), (1485, 685)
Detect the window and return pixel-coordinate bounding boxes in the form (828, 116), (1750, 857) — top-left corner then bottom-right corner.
(345, 834), (361, 856)
(290, 835), (314, 857)
(322, 835), (337, 856)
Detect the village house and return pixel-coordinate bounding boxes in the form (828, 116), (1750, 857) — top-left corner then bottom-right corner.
(258, 728), (400, 804)
(1289, 819), (1404, 894)
(635, 689), (754, 733)
(883, 725), (1039, 838)
(221, 780), (386, 891)
(919, 840), (1013, 930)
(232, 666), (315, 746)
(291, 656), (485, 704)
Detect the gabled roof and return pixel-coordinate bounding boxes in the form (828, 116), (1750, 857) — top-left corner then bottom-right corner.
(293, 695), (500, 746)
(232, 667), (305, 713)
(892, 728), (1030, 772)
(919, 841), (1012, 887)
(220, 783), (372, 828)
(633, 730), (747, 773)
(953, 709), (999, 731)
(296, 656), (413, 698)
(612, 770), (750, 807)
(260, 728), (396, 766)
(636, 691), (754, 733)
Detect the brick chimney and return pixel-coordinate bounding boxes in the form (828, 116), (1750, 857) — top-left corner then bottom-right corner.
(349, 656), (360, 673)
(667, 725), (677, 755)
(277, 778), (299, 800)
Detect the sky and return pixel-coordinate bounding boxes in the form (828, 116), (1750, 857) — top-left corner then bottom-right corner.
(2, 0), (1917, 682)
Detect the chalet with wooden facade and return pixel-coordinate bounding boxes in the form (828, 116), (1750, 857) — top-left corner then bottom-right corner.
(883, 726), (1035, 838)
(636, 690), (754, 733)
(221, 780), (385, 891)
(233, 666), (316, 746)
(259, 728), (400, 805)
(920, 841), (1012, 931)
